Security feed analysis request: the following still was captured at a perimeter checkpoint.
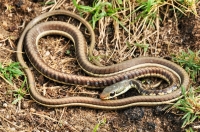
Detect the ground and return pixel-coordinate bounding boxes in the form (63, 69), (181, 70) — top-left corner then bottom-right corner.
(0, 0), (199, 132)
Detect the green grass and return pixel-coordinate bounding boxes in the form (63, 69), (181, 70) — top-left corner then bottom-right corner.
(73, 0), (128, 31)
(73, 0), (198, 29)
(0, 62), (24, 84)
(12, 79), (27, 104)
(172, 86), (200, 128)
(134, 43), (149, 54)
(72, 0), (200, 129)
(172, 50), (200, 81)
(135, 0), (197, 21)
(73, 0), (118, 29)
(0, 62), (26, 104)
(72, 0), (198, 62)
(93, 118), (106, 132)
(185, 127), (196, 132)
(171, 50), (200, 128)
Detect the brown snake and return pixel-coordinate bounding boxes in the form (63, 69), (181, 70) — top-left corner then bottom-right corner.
(16, 10), (190, 109)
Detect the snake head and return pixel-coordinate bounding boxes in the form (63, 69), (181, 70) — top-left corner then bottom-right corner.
(100, 79), (139, 100)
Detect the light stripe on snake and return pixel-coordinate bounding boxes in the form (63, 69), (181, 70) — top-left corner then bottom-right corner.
(16, 10), (190, 109)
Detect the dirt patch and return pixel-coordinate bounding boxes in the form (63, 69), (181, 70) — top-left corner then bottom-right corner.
(0, 0), (199, 131)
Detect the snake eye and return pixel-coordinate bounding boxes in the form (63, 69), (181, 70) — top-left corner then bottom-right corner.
(110, 91), (115, 97)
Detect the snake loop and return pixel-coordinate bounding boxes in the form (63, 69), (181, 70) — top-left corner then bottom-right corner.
(16, 10), (190, 109)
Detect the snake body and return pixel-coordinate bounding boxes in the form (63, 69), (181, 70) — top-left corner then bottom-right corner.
(16, 10), (190, 109)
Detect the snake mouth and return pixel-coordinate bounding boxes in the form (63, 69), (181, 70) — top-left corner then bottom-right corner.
(99, 93), (109, 100)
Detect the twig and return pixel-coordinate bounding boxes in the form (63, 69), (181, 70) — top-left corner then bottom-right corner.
(0, 74), (13, 87)
(32, 112), (58, 122)
(0, 46), (23, 53)
(0, 114), (21, 128)
(32, 112), (78, 131)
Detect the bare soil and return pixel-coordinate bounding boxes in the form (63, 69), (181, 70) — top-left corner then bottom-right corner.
(0, 0), (199, 132)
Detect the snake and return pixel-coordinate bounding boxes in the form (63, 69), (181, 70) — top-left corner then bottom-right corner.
(16, 10), (190, 110)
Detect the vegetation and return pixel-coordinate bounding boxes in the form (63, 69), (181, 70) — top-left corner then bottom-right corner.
(0, 62), (26, 104)
(171, 50), (200, 129)
(93, 118), (106, 132)
(73, 0), (200, 129)
(73, 0), (198, 62)
(0, 0), (199, 131)
(172, 86), (200, 128)
(0, 62), (23, 84)
(172, 50), (200, 81)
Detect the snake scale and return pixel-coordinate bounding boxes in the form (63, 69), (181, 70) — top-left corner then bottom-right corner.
(16, 10), (190, 109)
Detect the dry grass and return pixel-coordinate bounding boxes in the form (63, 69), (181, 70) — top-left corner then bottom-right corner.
(72, 0), (198, 66)
(0, 0), (199, 131)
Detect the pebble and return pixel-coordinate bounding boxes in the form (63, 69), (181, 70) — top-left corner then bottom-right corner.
(2, 102), (8, 108)
(9, 127), (16, 131)
(30, 108), (36, 112)
(33, 129), (40, 132)
(45, 51), (50, 56)
(157, 43), (161, 48)
(5, 114), (10, 119)
(21, 102), (29, 109)
(0, 35), (3, 40)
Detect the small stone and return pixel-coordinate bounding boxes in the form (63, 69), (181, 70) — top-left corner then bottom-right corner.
(157, 48), (161, 52)
(2, 102), (8, 108)
(10, 127), (16, 131)
(0, 34), (3, 40)
(157, 43), (161, 48)
(21, 101), (29, 109)
(5, 114), (10, 119)
(27, 7), (32, 12)
(8, 13), (13, 17)
(30, 108), (36, 112)
(33, 129), (40, 132)
(2, 21), (8, 29)
(45, 51), (50, 56)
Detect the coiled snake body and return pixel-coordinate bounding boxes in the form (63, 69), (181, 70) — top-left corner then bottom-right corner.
(16, 10), (190, 109)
